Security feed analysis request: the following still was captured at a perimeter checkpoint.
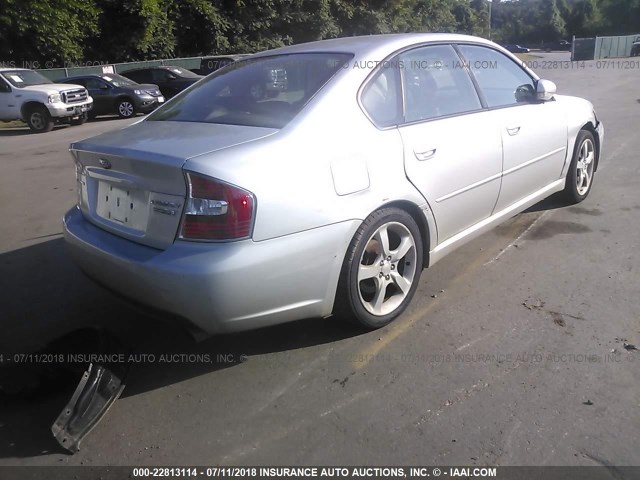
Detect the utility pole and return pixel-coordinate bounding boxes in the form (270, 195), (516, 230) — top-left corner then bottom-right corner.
(488, 0), (492, 40)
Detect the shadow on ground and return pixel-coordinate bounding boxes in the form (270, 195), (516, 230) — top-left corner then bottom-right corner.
(0, 238), (363, 459)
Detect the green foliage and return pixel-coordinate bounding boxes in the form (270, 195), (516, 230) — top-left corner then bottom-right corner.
(0, 0), (100, 63)
(1, 0), (639, 63)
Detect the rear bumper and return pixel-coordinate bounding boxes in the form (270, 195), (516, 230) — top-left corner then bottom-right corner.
(63, 207), (357, 335)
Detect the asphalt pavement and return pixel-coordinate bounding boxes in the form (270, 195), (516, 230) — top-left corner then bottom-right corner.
(0, 52), (638, 467)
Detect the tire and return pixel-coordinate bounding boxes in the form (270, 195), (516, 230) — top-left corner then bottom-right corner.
(88, 111), (98, 120)
(117, 98), (136, 118)
(70, 113), (88, 126)
(562, 130), (597, 204)
(26, 105), (54, 133)
(335, 208), (424, 329)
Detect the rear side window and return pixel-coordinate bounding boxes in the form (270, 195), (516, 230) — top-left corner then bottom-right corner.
(84, 78), (105, 89)
(361, 65), (401, 127)
(124, 70), (147, 83)
(457, 45), (534, 108)
(399, 44), (482, 123)
(148, 53), (352, 129)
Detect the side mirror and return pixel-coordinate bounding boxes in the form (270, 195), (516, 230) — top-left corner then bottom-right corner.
(167, 74), (177, 80)
(100, 84), (109, 90)
(515, 84), (535, 103)
(536, 79), (557, 101)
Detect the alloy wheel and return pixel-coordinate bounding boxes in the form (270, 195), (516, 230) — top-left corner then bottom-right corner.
(357, 222), (417, 316)
(576, 138), (595, 196)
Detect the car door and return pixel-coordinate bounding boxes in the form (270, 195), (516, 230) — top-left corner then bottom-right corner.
(0, 75), (18, 120)
(151, 69), (175, 97)
(395, 44), (503, 243)
(457, 45), (568, 212)
(87, 77), (115, 114)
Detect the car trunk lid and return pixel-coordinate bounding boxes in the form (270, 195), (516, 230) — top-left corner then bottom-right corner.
(72, 121), (277, 249)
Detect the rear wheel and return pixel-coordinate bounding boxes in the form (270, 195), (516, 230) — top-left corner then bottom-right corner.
(117, 98), (135, 118)
(335, 208), (423, 329)
(563, 130), (596, 204)
(26, 105), (54, 133)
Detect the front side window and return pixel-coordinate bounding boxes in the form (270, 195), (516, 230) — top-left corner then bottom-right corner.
(152, 69), (173, 82)
(148, 53), (352, 129)
(0, 77), (11, 92)
(457, 45), (535, 108)
(399, 44), (482, 123)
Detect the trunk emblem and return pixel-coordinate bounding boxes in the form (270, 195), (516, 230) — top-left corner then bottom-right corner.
(99, 158), (112, 169)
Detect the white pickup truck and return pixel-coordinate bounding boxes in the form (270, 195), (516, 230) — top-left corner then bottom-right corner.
(0, 68), (93, 133)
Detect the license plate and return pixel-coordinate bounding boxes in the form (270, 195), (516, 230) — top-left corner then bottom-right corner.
(96, 182), (149, 231)
(157, 97), (165, 103)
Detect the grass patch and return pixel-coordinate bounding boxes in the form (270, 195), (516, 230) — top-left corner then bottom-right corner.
(514, 53), (544, 61)
(0, 120), (26, 129)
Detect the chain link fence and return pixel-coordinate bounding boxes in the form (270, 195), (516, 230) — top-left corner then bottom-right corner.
(36, 56), (203, 81)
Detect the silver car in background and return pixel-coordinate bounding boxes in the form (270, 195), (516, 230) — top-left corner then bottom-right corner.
(63, 34), (604, 336)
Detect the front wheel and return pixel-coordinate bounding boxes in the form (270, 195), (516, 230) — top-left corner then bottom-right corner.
(335, 208), (423, 329)
(26, 105), (54, 133)
(563, 130), (597, 204)
(117, 99), (136, 118)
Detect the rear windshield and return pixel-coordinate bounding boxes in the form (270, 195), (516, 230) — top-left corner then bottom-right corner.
(148, 53), (352, 129)
(1, 70), (52, 87)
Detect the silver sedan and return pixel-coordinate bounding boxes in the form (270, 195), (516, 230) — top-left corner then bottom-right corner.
(63, 34), (604, 335)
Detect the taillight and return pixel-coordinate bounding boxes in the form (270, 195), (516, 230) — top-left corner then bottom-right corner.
(179, 172), (255, 241)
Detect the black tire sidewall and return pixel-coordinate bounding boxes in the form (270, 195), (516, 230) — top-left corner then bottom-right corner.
(564, 130), (596, 204)
(27, 105), (53, 133)
(344, 208), (423, 329)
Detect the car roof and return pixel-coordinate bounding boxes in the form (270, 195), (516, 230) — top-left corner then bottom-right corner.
(63, 74), (106, 80)
(202, 54), (250, 60)
(251, 33), (495, 59)
(125, 65), (183, 71)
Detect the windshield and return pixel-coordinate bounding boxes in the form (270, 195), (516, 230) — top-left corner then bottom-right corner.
(166, 66), (201, 79)
(101, 74), (136, 87)
(148, 53), (351, 129)
(1, 70), (52, 87)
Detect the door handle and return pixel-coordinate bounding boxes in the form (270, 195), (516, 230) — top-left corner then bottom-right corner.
(414, 148), (437, 161)
(506, 126), (521, 136)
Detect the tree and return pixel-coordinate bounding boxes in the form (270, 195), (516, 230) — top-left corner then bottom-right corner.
(0, 0), (100, 64)
(88, 0), (175, 62)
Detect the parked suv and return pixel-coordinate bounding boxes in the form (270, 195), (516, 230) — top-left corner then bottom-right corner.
(60, 74), (164, 118)
(121, 66), (202, 99)
(0, 68), (93, 133)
